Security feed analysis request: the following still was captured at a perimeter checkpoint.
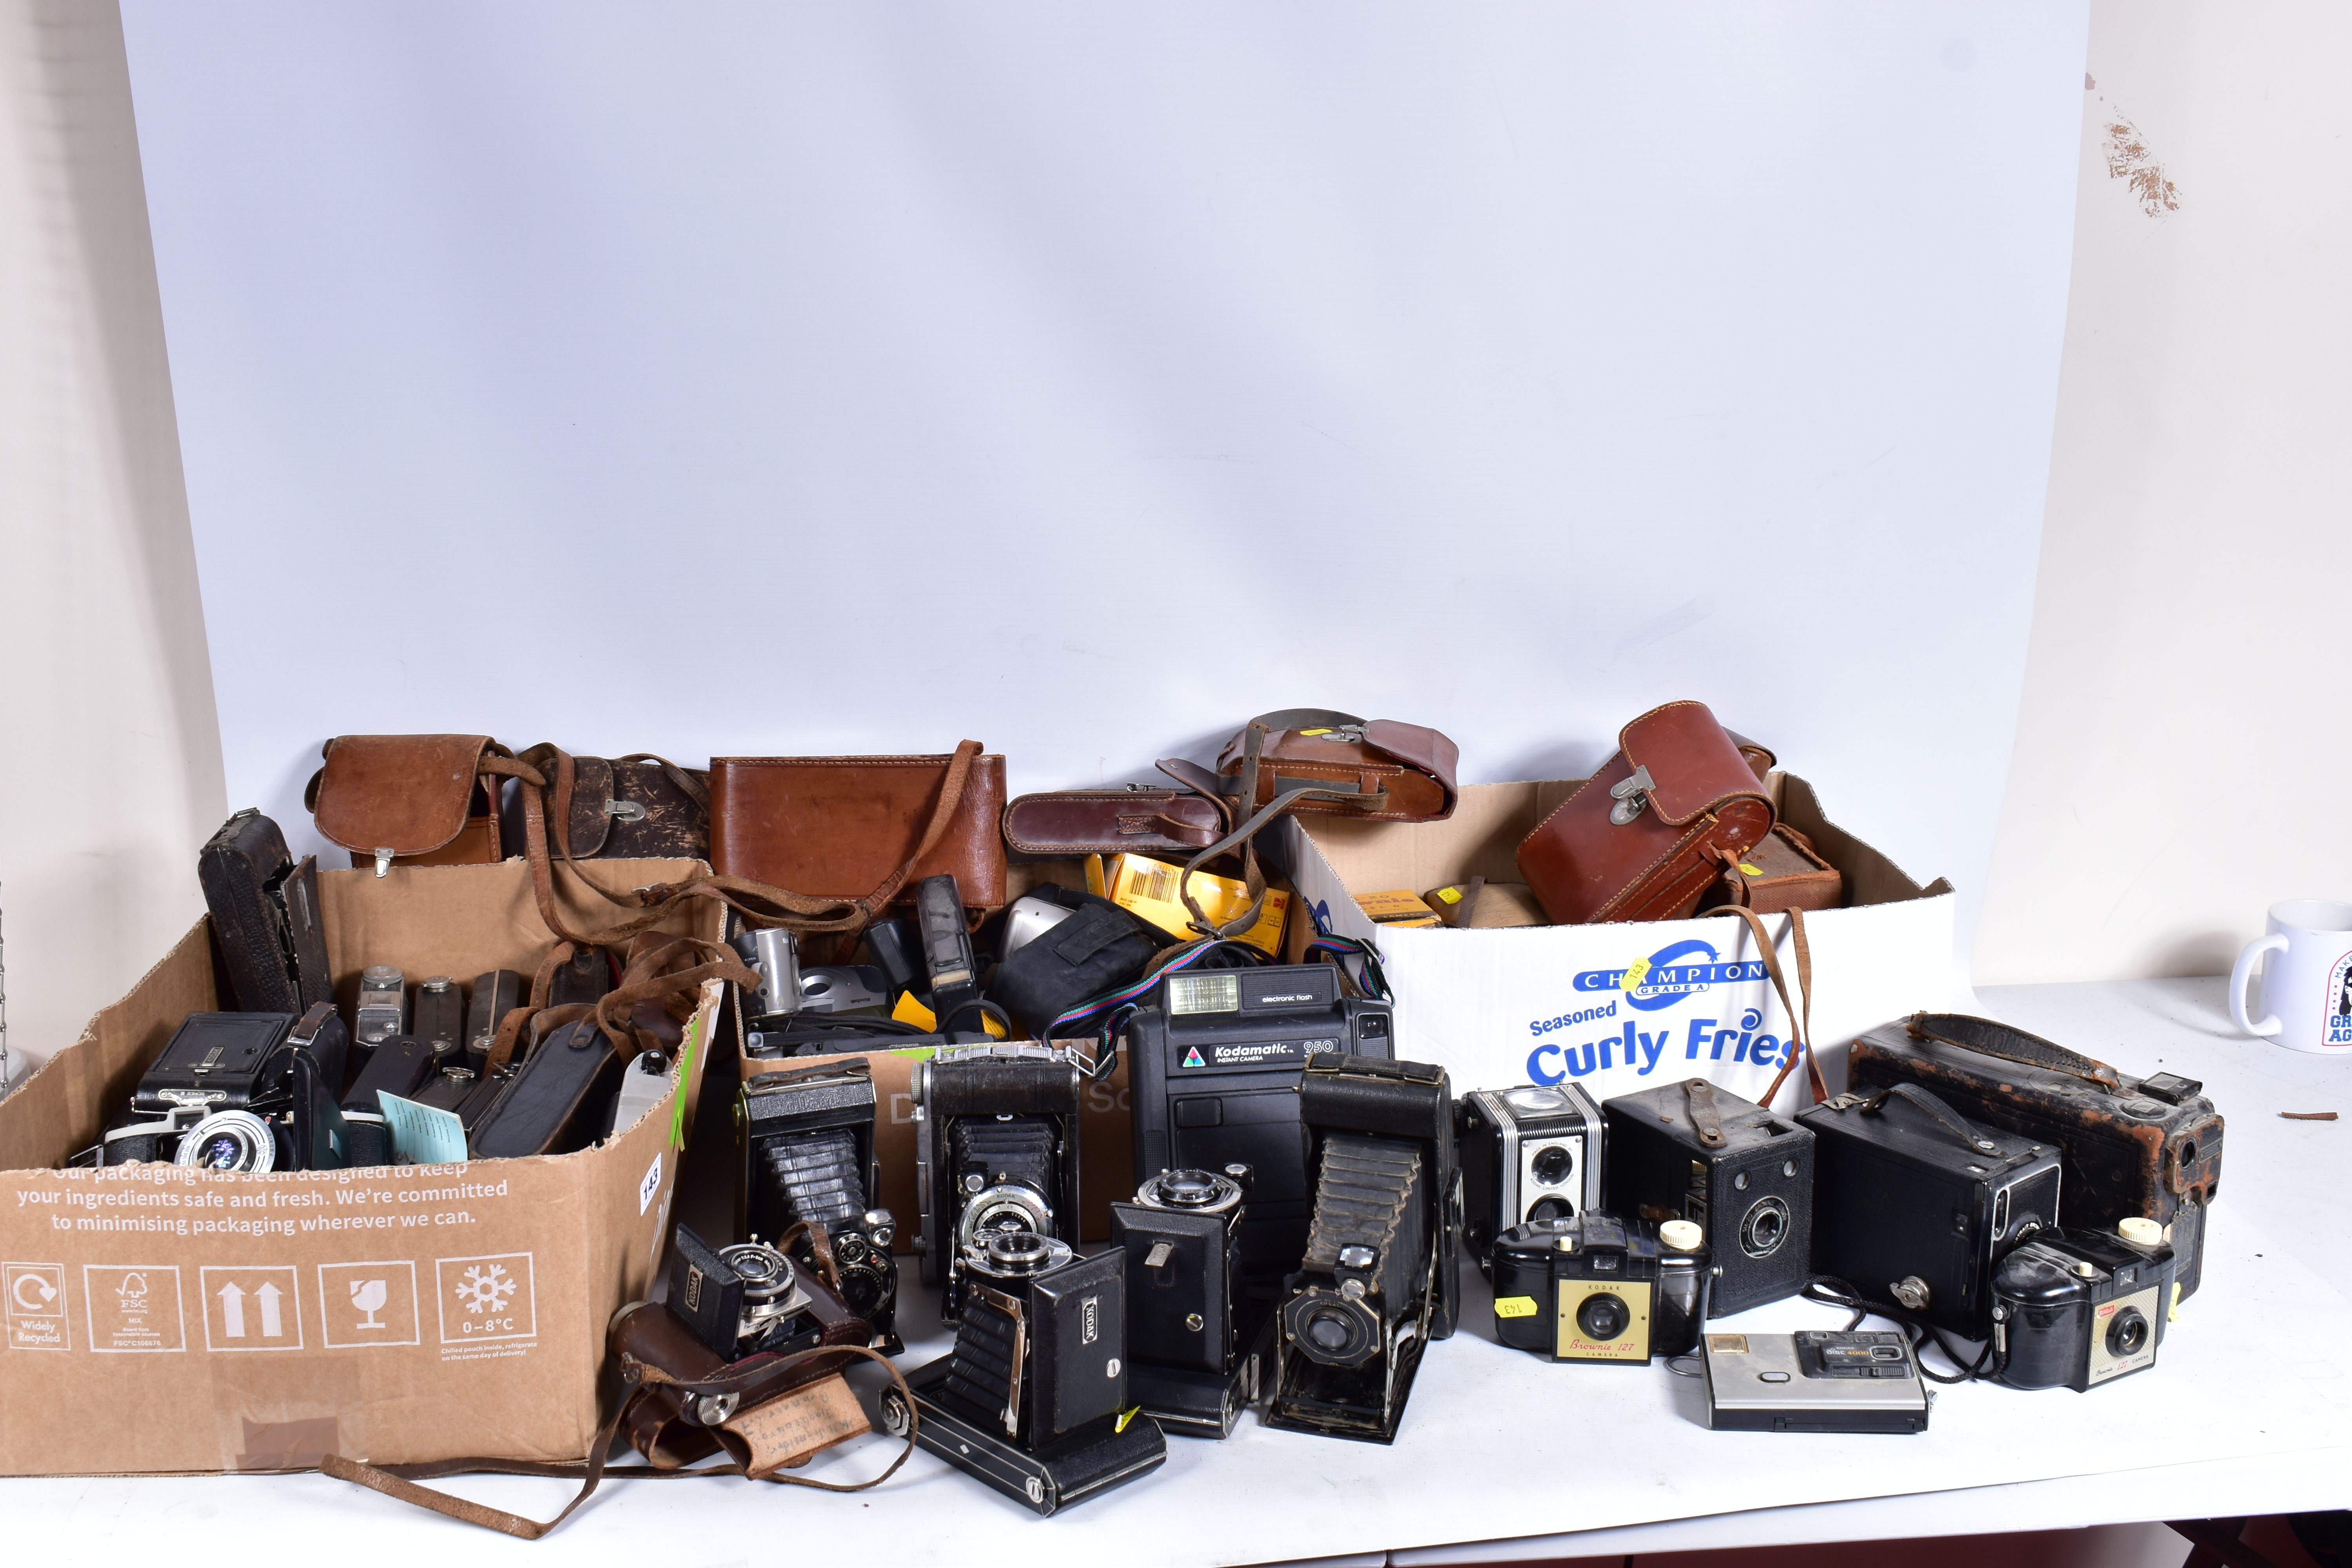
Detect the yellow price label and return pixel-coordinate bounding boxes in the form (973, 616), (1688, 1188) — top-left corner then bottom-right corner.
(1620, 958), (1651, 993)
(1436, 886), (1462, 904)
(1495, 1295), (1540, 1319)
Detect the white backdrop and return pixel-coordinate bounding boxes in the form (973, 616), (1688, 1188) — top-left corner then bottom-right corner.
(119, 3), (2087, 947)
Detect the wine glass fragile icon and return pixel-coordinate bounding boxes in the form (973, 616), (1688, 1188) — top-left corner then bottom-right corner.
(350, 1279), (389, 1330)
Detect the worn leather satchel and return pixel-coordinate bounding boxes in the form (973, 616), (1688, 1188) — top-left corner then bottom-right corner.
(305, 734), (535, 875)
(1154, 708), (1460, 939)
(506, 744), (710, 862)
(1517, 701), (1775, 925)
(1001, 786), (1227, 857)
(709, 744), (1007, 911)
(1699, 824), (1844, 916)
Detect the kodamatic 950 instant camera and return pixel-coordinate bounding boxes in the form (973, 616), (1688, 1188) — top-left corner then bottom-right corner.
(1265, 1054), (1458, 1446)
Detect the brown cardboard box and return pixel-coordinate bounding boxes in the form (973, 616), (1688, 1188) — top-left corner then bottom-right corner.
(0, 858), (722, 1477)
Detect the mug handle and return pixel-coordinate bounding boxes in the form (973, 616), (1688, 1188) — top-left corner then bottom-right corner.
(2229, 933), (2289, 1037)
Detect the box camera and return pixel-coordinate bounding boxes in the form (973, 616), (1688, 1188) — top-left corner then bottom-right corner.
(1458, 1082), (1604, 1271)
(740, 1058), (898, 1350)
(1849, 1013), (2223, 1300)
(1603, 1078), (1815, 1316)
(887, 1230), (1169, 1517)
(1800, 1082), (2062, 1335)
(1702, 1330), (1931, 1434)
(1265, 1054), (1458, 1446)
(1991, 1220), (2175, 1392)
(1111, 1167), (1275, 1438)
(1127, 962), (1394, 1280)
(915, 1042), (1084, 1320)
(92, 1007), (351, 1172)
(1490, 1212), (1710, 1364)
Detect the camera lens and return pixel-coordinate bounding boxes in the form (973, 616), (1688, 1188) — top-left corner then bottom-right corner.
(1577, 1292), (1632, 1342)
(1528, 1197), (1573, 1224)
(1532, 1145), (1574, 1185)
(2106, 1307), (2149, 1359)
(1740, 1196), (1790, 1259)
(174, 1110), (274, 1173)
(1308, 1312), (1353, 1352)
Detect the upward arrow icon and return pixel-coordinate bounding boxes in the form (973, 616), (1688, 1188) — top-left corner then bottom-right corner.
(217, 1282), (245, 1338)
(256, 1283), (284, 1338)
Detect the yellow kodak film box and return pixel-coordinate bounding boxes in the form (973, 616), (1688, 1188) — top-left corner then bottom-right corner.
(1356, 889), (1442, 927)
(1107, 853), (1289, 956)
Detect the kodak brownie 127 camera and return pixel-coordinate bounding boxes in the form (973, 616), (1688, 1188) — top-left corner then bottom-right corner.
(740, 1058), (898, 1350)
(1991, 1220), (2176, 1392)
(1800, 1082), (2061, 1334)
(1491, 1213), (1709, 1364)
(915, 1042), (1084, 1320)
(1604, 1078), (1814, 1316)
(1457, 1082), (1604, 1270)
(1127, 962), (1394, 1279)
(887, 1230), (1169, 1517)
(1266, 1054), (1458, 1446)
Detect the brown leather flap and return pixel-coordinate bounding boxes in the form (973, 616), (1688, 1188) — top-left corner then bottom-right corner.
(308, 734), (494, 856)
(709, 751), (1007, 909)
(566, 755), (616, 858)
(1617, 702), (1769, 826)
(1002, 789), (1226, 855)
(1361, 719), (1461, 814)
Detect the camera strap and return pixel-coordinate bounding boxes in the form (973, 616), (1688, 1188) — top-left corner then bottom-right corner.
(1167, 721), (1390, 941)
(1708, 904), (1828, 1109)
(318, 1342), (920, 1539)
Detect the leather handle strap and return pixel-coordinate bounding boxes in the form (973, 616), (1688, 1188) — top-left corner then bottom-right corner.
(1174, 723), (1384, 940)
(1904, 1012), (2123, 1091)
(1682, 1078), (1728, 1148)
(588, 940), (760, 1054)
(1864, 1082), (2001, 1155)
(319, 1343), (918, 1539)
(1710, 904), (1828, 1109)
(612, 753), (713, 813)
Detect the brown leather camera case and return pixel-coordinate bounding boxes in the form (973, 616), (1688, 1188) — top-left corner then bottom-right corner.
(305, 734), (510, 871)
(1699, 825), (1844, 915)
(709, 750), (1007, 909)
(1516, 701), (1774, 925)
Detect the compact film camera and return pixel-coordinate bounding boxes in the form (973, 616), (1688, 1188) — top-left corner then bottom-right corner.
(90, 1007), (351, 1172)
(1800, 1082), (2062, 1334)
(731, 928), (901, 1059)
(1603, 1078), (1815, 1316)
(1111, 1167), (1273, 1438)
(1490, 1212), (1710, 1364)
(1457, 1082), (1604, 1271)
(915, 1042), (1084, 1320)
(1702, 1330), (1931, 1434)
(1265, 1054), (1458, 1446)
(886, 1230), (1169, 1517)
(740, 1058), (898, 1350)
(1990, 1220), (2176, 1392)
(1127, 962), (1395, 1280)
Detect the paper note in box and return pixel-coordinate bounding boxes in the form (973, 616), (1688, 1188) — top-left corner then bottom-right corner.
(1107, 853), (1288, 955)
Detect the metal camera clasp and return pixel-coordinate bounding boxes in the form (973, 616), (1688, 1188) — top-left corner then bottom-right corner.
(1609, 766), (1657, 826)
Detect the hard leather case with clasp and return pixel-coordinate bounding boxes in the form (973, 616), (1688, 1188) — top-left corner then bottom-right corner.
(1516, 701), (1775, 925)
(1002, 788), (1227, 857)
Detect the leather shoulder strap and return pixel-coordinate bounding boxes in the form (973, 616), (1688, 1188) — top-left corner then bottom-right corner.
(1713, 903), (1828, 1109)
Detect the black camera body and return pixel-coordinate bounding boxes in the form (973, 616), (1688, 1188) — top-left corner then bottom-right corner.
(890, 1231), (1169, 1517)
(915, 1043), (1084, 1320)
(96, 1007), (351, 1172)
(666, 1225), (837, 1363)
(1800, 1083), (2063, 1334)
(1992, 1223), (2175, 1392)
(1127, 964), (1394, 1281)
(1603, 1078), (1815, 1316)
(1265, 1054), (1458, 1446)
(1457, 1082), (1605, 1272)
(740, 1058), (898, 1350)
(1111, 1168), (1273, 1439)
(1490, 1212), (1709, 1364)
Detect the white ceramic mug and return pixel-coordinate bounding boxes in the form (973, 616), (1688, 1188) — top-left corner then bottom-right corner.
(2229, 899), (2352, 1055)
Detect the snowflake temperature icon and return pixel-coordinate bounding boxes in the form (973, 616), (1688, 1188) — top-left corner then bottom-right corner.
(454, 1263), (515, 1316)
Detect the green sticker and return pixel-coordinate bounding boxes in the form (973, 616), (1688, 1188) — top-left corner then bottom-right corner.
(668, 1012), (704, 1150)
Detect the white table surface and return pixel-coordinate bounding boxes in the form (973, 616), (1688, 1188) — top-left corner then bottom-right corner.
(4, 978), (2346, 1563)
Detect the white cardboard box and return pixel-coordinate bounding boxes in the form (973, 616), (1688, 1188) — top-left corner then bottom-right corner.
(1273, 773), (1953, 1110)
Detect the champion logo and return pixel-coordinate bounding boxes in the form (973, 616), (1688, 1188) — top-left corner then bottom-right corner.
(1181, 1047), (1207, 1068)
(1572, 940), (1770, 1014)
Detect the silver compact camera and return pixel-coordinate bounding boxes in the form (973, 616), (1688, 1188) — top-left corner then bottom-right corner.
(1702, 1330), (1931, 1434)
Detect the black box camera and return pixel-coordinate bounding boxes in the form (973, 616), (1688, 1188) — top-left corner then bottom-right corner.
(1457, 1082), (1604, 1272)
(1111, 1167), (1273, 1439)
(1603, 1078), (1814, 1316)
